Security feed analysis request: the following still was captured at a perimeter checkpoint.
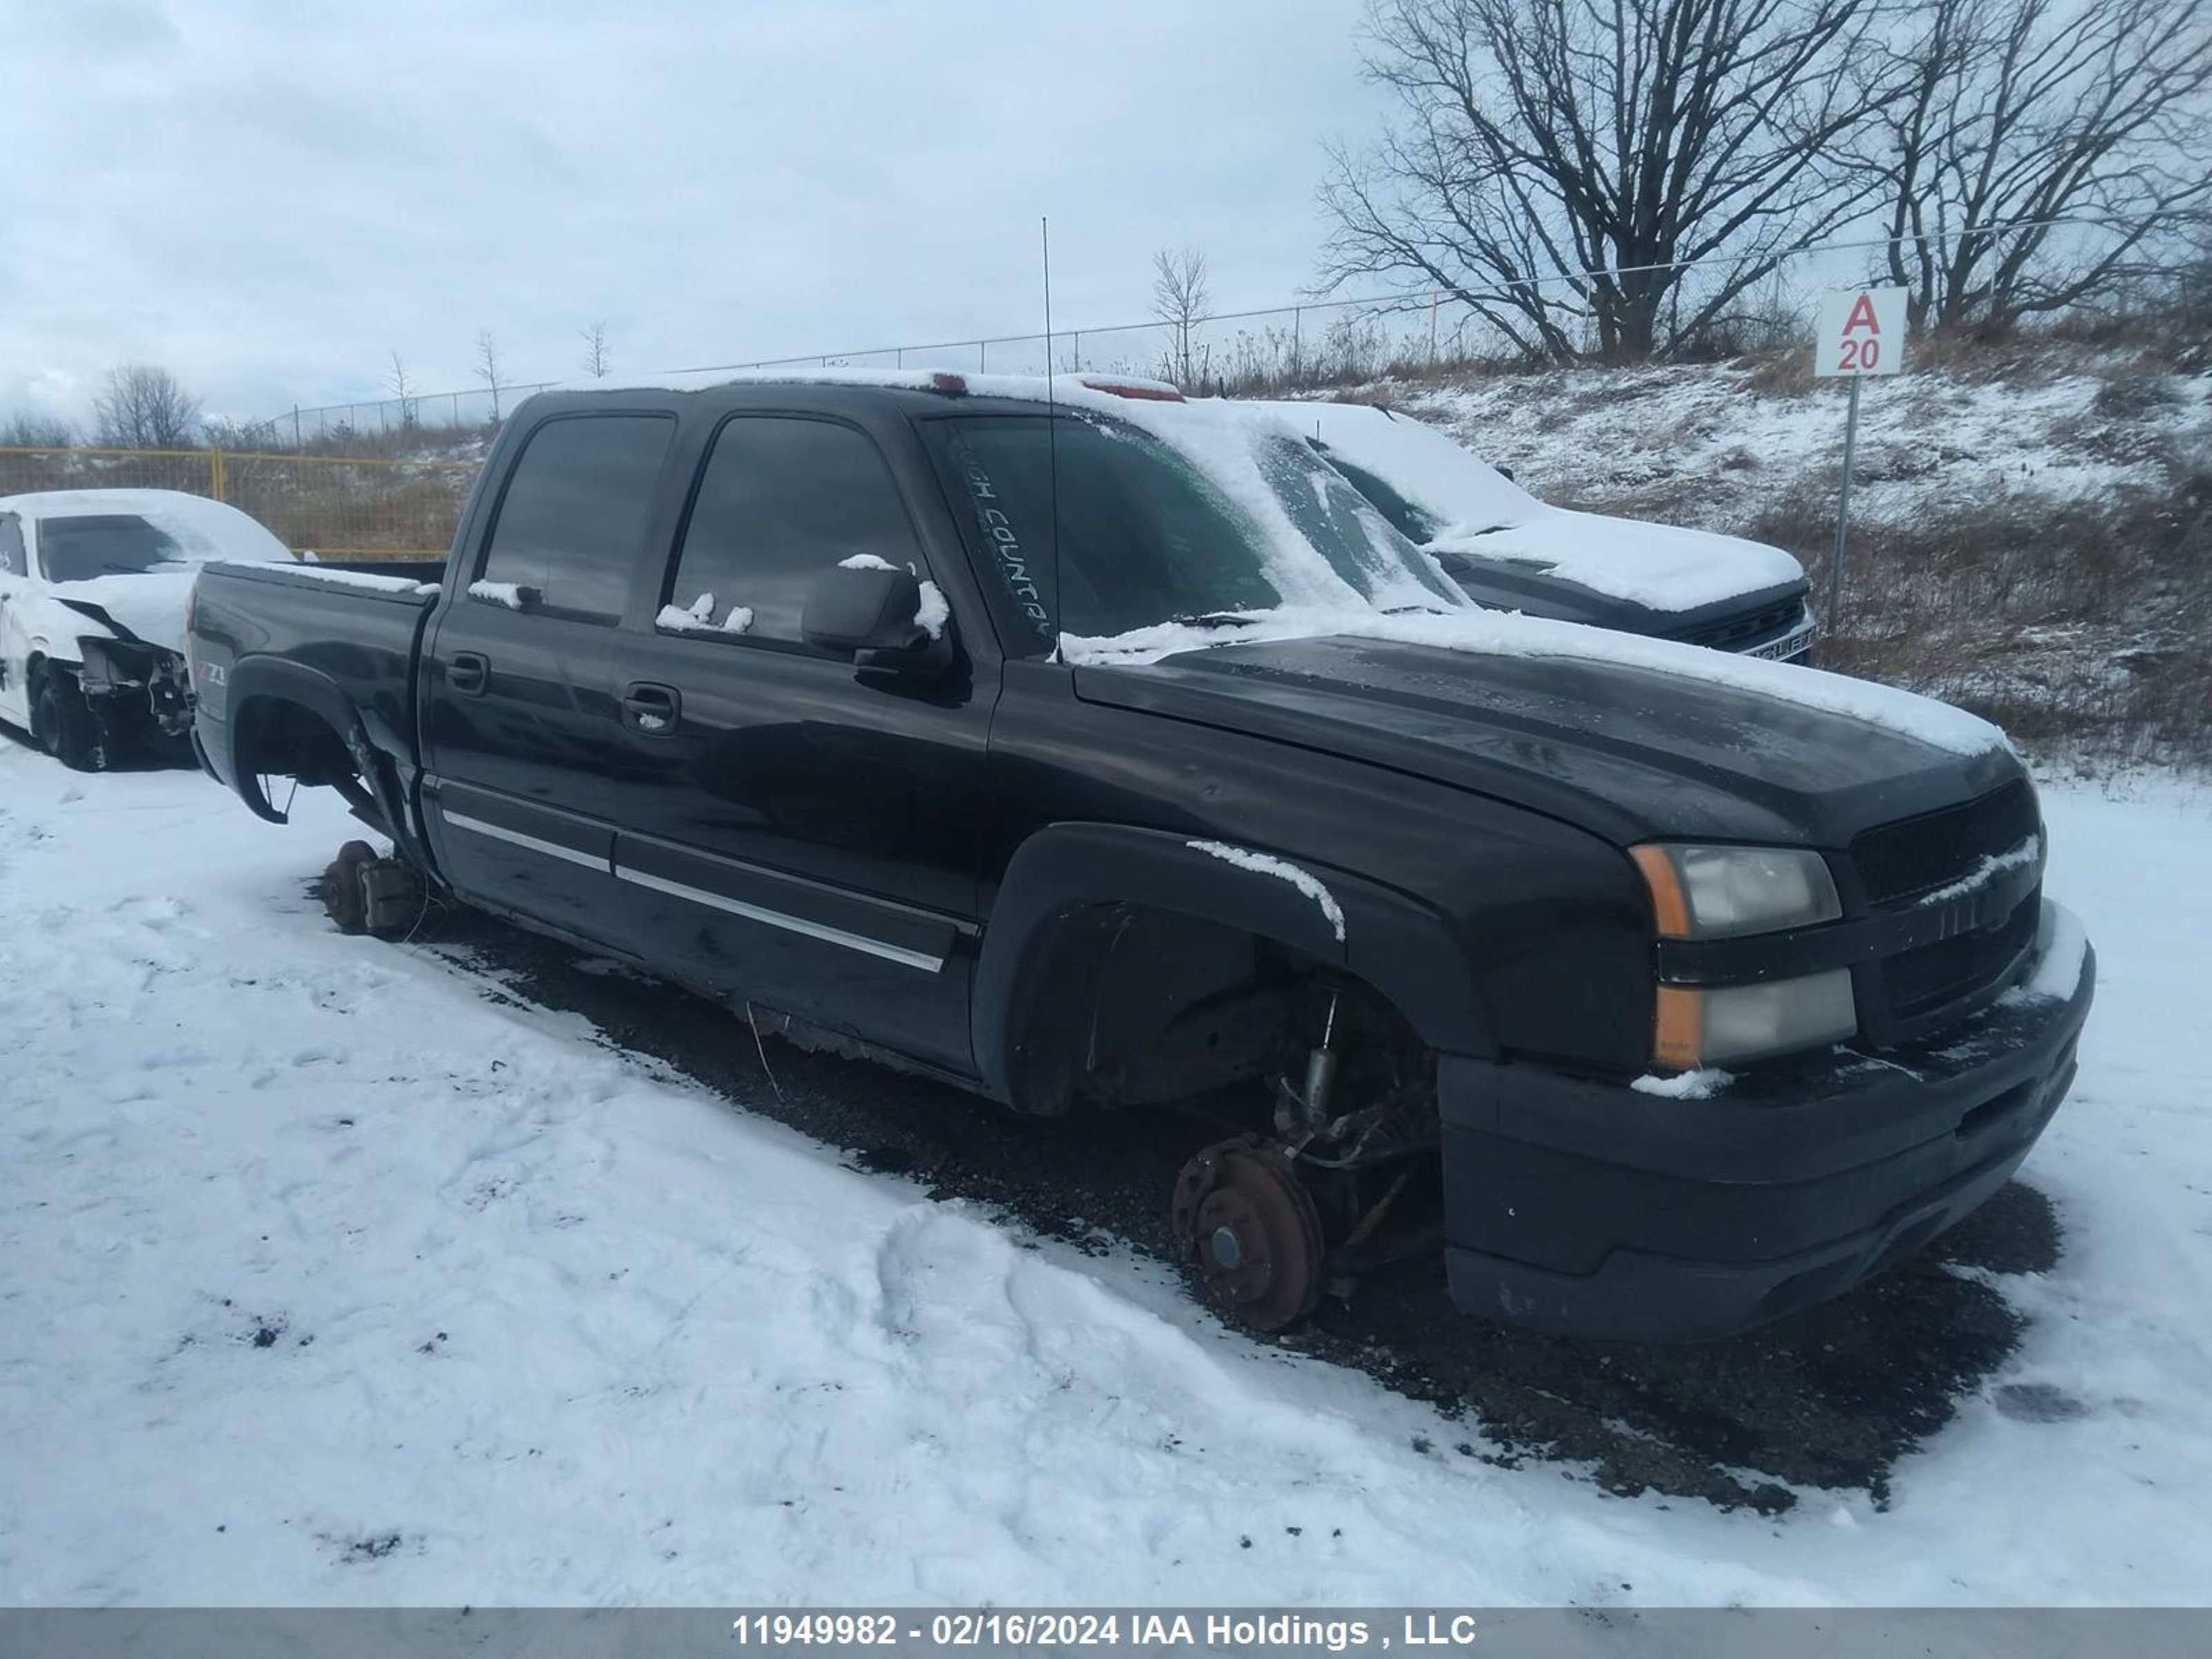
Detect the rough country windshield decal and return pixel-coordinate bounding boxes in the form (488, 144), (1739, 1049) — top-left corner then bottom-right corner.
(942, 429), (1054, 646)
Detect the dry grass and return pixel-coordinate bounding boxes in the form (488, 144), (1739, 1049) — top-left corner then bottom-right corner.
(1748, 463), (2212, 771)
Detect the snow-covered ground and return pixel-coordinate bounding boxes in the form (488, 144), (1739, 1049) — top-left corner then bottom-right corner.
(3, 743), (2209, 1606)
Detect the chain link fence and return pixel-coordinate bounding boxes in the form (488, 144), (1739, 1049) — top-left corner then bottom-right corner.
(1, 445), (481, 561)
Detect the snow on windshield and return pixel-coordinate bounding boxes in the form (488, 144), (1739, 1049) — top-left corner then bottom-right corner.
(1238, 399), (1806, 612)
(1242, 398), (1537, 537)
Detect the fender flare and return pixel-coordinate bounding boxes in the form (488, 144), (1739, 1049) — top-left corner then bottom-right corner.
(972, 823), (1494, 1109)
(221, 656), (421, 865)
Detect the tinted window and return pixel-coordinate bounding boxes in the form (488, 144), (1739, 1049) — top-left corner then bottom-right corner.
(0, 516), (24, 578)
(35, 514), (184, 582)
(666, 417), (924, 645)
(480, 414), (673, 621)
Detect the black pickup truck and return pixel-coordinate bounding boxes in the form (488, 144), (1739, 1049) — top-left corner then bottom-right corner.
(186, 371), (2094, 1342)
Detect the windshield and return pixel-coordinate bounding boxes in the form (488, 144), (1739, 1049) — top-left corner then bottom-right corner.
(926, 411), (1465, 655)
(36, 514), (187, 582)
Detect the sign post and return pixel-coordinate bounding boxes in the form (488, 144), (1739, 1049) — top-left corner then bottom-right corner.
(1812, 285), (1906, 623)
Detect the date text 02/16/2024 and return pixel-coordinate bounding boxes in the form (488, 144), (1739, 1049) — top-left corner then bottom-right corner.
(728, 1612), (1484, 1651)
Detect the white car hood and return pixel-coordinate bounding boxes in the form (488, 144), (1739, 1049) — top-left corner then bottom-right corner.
(39, 570), (200, 657)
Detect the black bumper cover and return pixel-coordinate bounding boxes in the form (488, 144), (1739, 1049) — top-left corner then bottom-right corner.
(1438, 902), (2095, 1341)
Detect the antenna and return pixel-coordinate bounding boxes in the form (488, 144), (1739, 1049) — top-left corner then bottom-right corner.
(1042, 216), (1064, 662)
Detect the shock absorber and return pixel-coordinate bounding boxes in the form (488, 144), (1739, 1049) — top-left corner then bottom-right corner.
(1275, 989), (1340, 1140)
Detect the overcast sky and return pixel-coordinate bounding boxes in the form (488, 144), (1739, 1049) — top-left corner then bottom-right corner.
(0, 0), (1387, 427)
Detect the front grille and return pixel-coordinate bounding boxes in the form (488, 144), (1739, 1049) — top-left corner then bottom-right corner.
(1852, 778), (2039, 906)
(1880, 898), (2040, 1019)
(1671, 597), (1804, 651)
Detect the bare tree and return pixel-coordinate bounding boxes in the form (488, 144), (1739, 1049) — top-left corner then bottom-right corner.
(1868, 0), (2212, 332)
(1, 411), (76, 448)
(1320, 0), (1898, 364)
(93, 364), (204, 449)
(474, 329), (505, 422)
(1150, 247), (1211, 384)
(581, 321), (612, 379)
(386, 351), (418, 428)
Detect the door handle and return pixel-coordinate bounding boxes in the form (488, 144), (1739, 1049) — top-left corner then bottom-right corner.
(447, 652), (489, 695)
(621, 682), (681, 733)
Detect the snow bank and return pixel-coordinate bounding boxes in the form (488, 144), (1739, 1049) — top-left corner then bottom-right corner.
(1065, 604), (2009, 758)
(1188, 840), (1347, 942)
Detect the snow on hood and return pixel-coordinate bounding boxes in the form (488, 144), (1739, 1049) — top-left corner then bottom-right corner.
(39, 571), (204, 656)
(1238, 398), (1806, 612)
(4, 489), (294, 659)
(1430, 507), (1808, 612)
(1060, 604), (2011, 759)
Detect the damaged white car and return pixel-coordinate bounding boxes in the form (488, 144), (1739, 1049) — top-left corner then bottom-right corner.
(0, 488), (294, 769)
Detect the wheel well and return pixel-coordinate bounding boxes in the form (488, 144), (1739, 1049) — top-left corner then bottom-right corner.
(1006, 901), (1423, 1118)
(234, 695), (357, 787)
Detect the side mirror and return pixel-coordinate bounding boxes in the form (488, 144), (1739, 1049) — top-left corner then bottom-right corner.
(800, 562), (951, 674)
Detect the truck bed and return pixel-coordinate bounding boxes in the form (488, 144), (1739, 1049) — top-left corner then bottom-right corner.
(191, 559), (442, 778)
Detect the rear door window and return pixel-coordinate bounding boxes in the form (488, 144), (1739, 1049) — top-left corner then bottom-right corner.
(662, 416), (926, 646)
(0, 516), (25, 578)
(478, 414), (674, 623)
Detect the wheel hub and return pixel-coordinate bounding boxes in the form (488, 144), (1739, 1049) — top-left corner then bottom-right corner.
(1170, 1135), (1325, 1332)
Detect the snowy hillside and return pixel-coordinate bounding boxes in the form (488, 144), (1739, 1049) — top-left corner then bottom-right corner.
(1328, 337), (2212, 536)
(3, 741), (2211, 1605)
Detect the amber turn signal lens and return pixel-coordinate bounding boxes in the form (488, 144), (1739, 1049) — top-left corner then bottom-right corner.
(1653, 985), (1705, 1069)
(1632, 845), (1694, 938)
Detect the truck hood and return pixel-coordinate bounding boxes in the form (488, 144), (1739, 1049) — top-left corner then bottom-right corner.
(1071, 630), (2023, 847)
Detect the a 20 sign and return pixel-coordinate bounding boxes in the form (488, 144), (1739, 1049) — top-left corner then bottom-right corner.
(1815, 286), (1907, 377)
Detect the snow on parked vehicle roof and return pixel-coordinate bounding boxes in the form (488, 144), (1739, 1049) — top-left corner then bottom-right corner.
(1234, 398), (1806, 612)
(0, 487), (293, 565)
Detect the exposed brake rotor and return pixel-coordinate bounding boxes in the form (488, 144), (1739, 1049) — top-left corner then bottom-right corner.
(319, 840), (379, 935)
(1170, 1134), (1326, 1332)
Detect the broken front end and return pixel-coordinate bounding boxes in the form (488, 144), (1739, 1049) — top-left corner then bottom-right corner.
(75, 635), (196, 746)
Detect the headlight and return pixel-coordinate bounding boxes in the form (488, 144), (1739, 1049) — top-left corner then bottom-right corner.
(1655, 970), (1857, 1069)
(1631, 843), (1841, 939)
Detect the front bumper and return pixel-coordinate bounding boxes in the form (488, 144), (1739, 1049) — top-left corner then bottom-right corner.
(1438, 900), (2094, 1341)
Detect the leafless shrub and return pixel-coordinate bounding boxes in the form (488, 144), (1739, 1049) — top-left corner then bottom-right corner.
(474, 330), (505, 423)
(1150, 249), (1212, 386)
(1, 411), (77, 448)
(93, 364), (203, 449)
